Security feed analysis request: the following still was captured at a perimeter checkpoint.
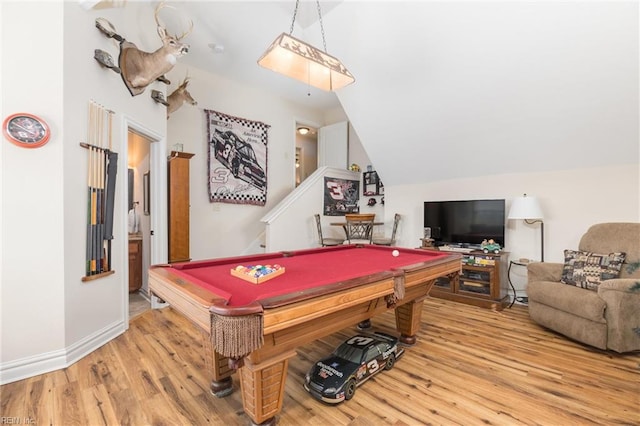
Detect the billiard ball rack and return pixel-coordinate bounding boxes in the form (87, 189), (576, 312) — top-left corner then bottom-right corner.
(230, 265), (286, 284)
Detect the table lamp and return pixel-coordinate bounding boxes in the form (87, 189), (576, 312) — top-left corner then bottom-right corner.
(508, 194), (545, 262)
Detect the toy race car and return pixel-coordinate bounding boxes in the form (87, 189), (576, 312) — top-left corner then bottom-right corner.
(303, 332), (405, 404)
(481, 239), (501, 254)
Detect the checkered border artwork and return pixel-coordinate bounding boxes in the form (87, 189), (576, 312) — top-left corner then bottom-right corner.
(206, 109), (270, 206)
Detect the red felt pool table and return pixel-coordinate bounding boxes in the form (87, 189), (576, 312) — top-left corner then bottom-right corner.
(148, 245), (461, 425)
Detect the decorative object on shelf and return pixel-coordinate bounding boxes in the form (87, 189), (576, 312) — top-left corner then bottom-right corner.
(508, 193), (545, 261)
(481, 239), (501, 254)
(206, 109), (269, 206)
(94, 3), (193, 96)
(421, 237), (435, 248)
(94, 49), (121, 73)
(172, 143), (184, 152)
(151, 90), (169, 106)
(257, 0), (355, 92)
(349, 163), (360, 172)
(167, 75), (197, 119)
(3, 113), (51, 148)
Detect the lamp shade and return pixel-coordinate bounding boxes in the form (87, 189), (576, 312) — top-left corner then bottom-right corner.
(257, 33), (355, 91)
(508, 195), (544, 220)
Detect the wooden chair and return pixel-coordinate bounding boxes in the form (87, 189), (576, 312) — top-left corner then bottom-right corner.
(344, 217), (374, 244)
(373, 213), (401, 246)
(314, 214), (344, 246)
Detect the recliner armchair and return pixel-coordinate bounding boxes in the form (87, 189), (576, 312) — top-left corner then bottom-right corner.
(527, 222), (640, 353)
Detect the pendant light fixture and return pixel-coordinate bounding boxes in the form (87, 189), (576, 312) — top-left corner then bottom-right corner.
(257, 0), (355, 92)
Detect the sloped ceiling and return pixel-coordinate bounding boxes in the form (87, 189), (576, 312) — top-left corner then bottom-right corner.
(161, 1), (638, 185)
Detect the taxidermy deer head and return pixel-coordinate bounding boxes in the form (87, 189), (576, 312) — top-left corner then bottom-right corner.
(167, 76), (197, 118)
(119, 2), (193, 96)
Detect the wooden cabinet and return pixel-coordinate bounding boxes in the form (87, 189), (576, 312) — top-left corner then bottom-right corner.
(128, 238), (142, 293)
(429, 250), (510, 310)
(168, 151), (195, 263)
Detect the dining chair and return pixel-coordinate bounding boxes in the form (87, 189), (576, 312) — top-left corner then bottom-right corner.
(372, 213), (401, 246)
(344, 218), (374, 244)
(314, 214), (345, 246)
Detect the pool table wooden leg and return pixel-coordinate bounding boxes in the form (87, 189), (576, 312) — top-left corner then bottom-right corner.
(395, 298), (424, 345)
(239, 350), (297, 425)
(201, 329), (234, 397)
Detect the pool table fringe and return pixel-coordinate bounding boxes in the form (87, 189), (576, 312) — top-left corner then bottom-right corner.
(210, 313), (264, 358)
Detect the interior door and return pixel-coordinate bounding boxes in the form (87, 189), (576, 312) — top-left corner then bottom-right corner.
(317, 121), (348, 169)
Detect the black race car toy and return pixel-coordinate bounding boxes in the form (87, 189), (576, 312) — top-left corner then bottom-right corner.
(304, 331), (405, 403)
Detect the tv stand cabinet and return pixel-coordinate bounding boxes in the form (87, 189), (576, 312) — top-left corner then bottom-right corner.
(427, 250), (510, 310)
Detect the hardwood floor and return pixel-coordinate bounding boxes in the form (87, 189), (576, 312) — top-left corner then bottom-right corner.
(2, 297), (638, 425)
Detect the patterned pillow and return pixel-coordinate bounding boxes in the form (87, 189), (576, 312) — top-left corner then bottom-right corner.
(561, 250), (626, 291)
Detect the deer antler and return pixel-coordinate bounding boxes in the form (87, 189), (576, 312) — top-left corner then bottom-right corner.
(180, 72), (190, 87)
(154, 2), (193, 41)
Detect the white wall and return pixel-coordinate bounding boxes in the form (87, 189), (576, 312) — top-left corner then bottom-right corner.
(337, 2), (639, 187)
(1, 1), (66, 373)
(387, 163), (640, 295)
(1, 1), (167, 383)
(262, 167), (360, 252)
(166, 63), (328, 259)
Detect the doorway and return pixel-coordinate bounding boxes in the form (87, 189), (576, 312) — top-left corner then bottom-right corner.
(127, 130), (152, 319)
(295, 124), (318, 186)
(122, 117), (166, 326)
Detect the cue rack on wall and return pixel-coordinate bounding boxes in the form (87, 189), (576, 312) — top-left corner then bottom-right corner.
(80, 100), (118, 282)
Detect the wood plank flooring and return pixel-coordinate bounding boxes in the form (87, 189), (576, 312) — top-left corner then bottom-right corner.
(1, 297), (638, 425)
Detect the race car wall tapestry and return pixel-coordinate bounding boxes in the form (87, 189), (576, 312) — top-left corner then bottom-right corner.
(206, 109), (270, 206)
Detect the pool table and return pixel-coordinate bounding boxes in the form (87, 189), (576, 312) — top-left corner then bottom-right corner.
(148, 245), (461, 425)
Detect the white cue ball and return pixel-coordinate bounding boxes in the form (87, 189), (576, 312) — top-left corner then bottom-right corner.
(392, 250), (399, 257)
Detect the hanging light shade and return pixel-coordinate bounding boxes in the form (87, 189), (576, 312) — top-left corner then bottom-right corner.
(257, 1), (355, 92)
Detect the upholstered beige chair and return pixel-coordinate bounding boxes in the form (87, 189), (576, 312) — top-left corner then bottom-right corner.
(527, 223), (640, 353)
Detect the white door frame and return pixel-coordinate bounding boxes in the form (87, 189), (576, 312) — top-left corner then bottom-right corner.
(121, 116), (167, 326)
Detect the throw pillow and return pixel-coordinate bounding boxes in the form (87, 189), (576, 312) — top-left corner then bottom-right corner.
(561, 250), (626, 291)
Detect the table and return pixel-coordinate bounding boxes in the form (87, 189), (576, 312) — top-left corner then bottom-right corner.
(330, 220), (384, 240)
(148, 245), (461, 425)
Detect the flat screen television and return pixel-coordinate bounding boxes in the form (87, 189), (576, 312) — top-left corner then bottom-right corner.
(423, 199), (506, 248)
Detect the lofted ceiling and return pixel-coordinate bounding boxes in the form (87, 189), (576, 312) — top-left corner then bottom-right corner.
(114, 1), (639, 186)
(159, 0), (345, 110)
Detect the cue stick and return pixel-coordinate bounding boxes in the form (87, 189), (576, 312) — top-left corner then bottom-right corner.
(90, 102), (98, 274)
(96, 105), (104, 272)
(104, 151), (118, 272)
(87, 145), (95, 274)
(86, 102), (95, 275)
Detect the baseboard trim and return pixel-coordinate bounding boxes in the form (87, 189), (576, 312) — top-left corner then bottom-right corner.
(0, 319), (125, 385)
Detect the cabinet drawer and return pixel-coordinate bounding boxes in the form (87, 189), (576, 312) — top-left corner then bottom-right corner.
(458, 278), (491, 296)
(461, 269), (491, 282)
(129, 240), (141, 254)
